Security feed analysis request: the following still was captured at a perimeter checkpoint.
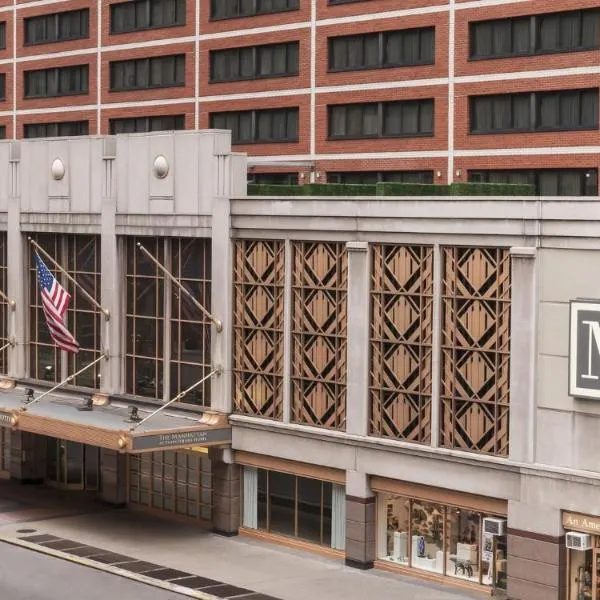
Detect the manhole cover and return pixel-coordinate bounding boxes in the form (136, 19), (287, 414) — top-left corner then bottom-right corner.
(16, 529), (36, 534)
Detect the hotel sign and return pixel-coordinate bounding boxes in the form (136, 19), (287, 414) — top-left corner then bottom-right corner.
(569, 300), (600, 400)
(131, 427), (231, 451)
(563, 511), (600, 535)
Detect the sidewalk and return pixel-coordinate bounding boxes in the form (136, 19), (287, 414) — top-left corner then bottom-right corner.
(0, 483), (486, 600)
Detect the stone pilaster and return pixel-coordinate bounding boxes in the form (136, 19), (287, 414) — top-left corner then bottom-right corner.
(345, 471), (375, 569)
(10, 431), (46, 484)
(210, 448), (240, 536)
(99, 449), (127, 506)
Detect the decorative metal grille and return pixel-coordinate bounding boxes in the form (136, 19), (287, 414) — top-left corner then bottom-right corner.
(291, 242), (347, 430)
(0, 233), (7, 375)
(440, 247), (511, 456)
(370, 245), (433, 443)
(233, 240), (285, 419)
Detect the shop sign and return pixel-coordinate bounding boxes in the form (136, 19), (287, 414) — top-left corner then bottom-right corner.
(0, 410), (12, 427)
(569, 300), (600, 400)
(563, 511), (600, 535)
(131, 427), (231, 451)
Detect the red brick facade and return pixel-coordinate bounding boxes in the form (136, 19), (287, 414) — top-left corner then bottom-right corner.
(0, 0), (599, 184)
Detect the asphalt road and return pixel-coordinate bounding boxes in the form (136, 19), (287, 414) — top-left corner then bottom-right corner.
(0, 542), (182, 600)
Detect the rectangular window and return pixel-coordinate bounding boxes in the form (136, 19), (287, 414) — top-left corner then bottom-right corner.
(24, 9), (89, 45)
(24, 65), (89, 98)
(110, 55), (185, 91)
(470, 89), (599, 134)
(328, 99), (434, 139)
(470, 9), (600, 59)
(247, 172), (298, 185)
(210, 42), (299, 83)
(110, 114), (185, 134)
(0, 22), (6, 50)
(110, 0), (186, 34)
(210, 0), (299, 21)
(468, 169), (598, 196)
(0, 126), (5, 140)
(0, 73), (5, 101)
(24, 121), (89, 138)
(329, 27), (435, 71)
(327, 171), (434, 184)
(210, 108), (299, 144)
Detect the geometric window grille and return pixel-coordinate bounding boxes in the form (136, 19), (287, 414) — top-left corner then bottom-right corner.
(232, 240), (285, 419)
(369, 245), (433, 443)
(440, 247), (511, 456)
(291, 242), (347, 430)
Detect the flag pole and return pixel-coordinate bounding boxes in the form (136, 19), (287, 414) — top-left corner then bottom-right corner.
(20, 352), (108, 411)
(136, 243), (222, 332)
(0, 289), (15, 311)
(129, 368), (220, 431)
(28, 238), (110, 321)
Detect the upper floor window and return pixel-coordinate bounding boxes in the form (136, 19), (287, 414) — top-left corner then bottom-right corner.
(329, 27), (435, 71)
(110, 55), (185, 91)
(111, 0), (186, 34)
(110, 114), (185, 134)
(25, 9), (89, 45)
(210, 107), (299, 144)
(0, 22), (6, 50)
(210, 41), (299, 82)
(470, 9), (600, 59)
(470, 88), (599, 134)
(248, 172), (298, 185)
(328, 171), (434, 184)
(328, 99), (434, 139)
(0, 74), (5, 101)
(24, 121), (89, 138)
(24, 65), (89, 98)
(210, 0), (299, 21)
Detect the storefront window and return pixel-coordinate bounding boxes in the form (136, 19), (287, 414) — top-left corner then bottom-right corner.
(379, 493), (507, 589)
(242, 467), (344, 549)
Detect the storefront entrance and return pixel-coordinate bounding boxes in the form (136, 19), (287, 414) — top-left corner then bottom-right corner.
(564, 512), (600, 600)
(46, 438), (100, 491)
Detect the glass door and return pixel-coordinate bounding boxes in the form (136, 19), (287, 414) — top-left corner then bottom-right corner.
(46, 438), (84, 490)
(592, 548), (600, 600)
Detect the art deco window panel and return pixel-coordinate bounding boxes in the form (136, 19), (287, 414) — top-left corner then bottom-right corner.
(0, 233), (7, 375)
(440, 247), (511, 456)
(27, 234), (102, 387)
(233, 240), (285, 419)
(291, 242), (348, 430)
(370, 245), (434, 443)
(125, 237), (211, 405)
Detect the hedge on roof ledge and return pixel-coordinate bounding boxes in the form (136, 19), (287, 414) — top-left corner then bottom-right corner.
(247, 182), (536, 196)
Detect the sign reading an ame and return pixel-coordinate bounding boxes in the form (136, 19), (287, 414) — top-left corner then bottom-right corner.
(569, 300), (600, 400)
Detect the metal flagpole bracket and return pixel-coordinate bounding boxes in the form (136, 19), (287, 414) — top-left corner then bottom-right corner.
(136, 242), (222, 333)
(0, 289), (16, 311)
(128, 368), (219, 431)
(20, 352), (108, 411)
(28, 237), (110, 320)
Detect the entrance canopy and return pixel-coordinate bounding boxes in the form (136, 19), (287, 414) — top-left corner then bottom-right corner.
(0, 387), (231, 453)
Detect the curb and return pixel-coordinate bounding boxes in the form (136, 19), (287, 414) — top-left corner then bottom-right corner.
(0, 535), (221, 600)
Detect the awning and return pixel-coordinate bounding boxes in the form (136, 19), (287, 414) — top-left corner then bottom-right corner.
(0, 387), (231, 453)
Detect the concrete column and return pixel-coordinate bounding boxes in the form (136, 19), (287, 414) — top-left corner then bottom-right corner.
(282, 239), (292, 423)
(99, 449), (127, 506)
(210, 194), (232, 414)
(100, 139), (120, 394)
(345, 242), (370, 436)
(210, 448), (240, 536)
(508, 247), (537, 463)
(10, 431), (46, 483)
(7, 142), (24, 379)
(507, 500), (565, 600)
(345, 470), (375, 569)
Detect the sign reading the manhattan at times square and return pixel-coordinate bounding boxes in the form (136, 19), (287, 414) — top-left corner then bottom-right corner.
(569, 300), (600, 400)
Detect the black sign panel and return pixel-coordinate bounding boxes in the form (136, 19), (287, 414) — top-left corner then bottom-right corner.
(131, 427), (231, 451)
(570, 301), (600, 399)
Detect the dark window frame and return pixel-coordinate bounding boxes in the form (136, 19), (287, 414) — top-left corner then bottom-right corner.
(210, 0), (300, 22)
(0, 22), (6, 50)
(110, 0), (186, 35)
(109, 114), (186, 134)
(210, 41), (299, 83)
(328, 27), (435, 72)
(327, 170), (434, 184)
(210, 107), (299, 144)
(24, 120), (89, 138)
(109, 54), (185, 91)
(24, 9), (89, 46)
(24, 65), (89, 99)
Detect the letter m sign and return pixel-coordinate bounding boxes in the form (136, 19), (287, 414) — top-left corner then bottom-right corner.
(570, 300), (600, 399)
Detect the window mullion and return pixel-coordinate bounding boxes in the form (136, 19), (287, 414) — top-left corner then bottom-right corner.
(162, 239), (171, 401)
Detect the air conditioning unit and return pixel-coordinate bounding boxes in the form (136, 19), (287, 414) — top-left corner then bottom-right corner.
(483, 517), (507, 536)
(566, 532), (593, 551)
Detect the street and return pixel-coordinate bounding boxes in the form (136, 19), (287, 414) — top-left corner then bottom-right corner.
(0, 543), (181, 600)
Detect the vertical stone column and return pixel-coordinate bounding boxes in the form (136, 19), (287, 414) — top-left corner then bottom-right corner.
(100, 138), (120, 395)
(345, 242), (370, 436)
(507, 499), (565, 600)
(99, 449), (127, 506)
(345, 470), (375, 569)
(210, 448), (240, 536)
(7, 142), (24, 379)
(10, 432), (46, 483)
(509, 247), (537, 463)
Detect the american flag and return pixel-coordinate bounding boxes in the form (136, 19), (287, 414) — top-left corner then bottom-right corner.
(34, 252), (79, 354)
